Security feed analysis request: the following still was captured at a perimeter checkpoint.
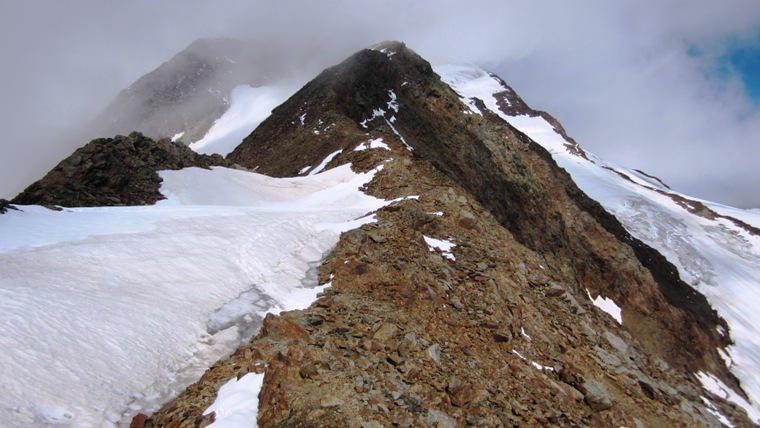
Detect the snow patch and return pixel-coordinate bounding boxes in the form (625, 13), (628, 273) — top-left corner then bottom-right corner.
(203, 373), (265, 428)
(520, 326), (532, 342)
(171, 131), (185, 142)
(586, 289), (622, 324)
(387, 90), (399, 113)
(191, 85), (294, 156)
(700, 396), (736, 428)
(697, 371), (759, 423)
(435, 64), (508, 116)
(308, 149), (343, 176)
(512, 349), (553, 372)
(423, 236), (456, 261)
(354, 138), (390, 152)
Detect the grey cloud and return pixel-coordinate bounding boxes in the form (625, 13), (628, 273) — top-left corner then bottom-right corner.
(1, 1), (760, 207)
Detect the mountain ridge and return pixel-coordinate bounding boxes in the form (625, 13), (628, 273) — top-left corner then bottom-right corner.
(137, 41), (754, 426)
(2, 40), (758, 427)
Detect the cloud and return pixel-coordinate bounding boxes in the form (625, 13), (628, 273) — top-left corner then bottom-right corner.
(1, 1), (760, 207)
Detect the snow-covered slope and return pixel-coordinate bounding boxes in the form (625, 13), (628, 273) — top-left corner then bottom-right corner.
(190, 85), (295, 156)
(0, 164), (386, 427)
(436, 63), (760, 422)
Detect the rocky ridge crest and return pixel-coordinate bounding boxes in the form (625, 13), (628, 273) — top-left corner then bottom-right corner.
(136, 42), (751, 427)
(11, 132), (228, 207)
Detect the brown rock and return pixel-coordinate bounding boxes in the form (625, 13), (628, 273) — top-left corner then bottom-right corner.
(373, 322), (399, 342)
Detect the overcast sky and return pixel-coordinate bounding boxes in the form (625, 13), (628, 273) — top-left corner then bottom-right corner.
(1, 0), (759, 207)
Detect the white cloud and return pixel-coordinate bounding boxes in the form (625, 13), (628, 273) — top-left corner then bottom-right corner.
(1, 0), (760, 206)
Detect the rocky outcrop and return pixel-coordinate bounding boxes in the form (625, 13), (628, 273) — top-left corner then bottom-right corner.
(11, 132), (228, 207)
(138, 43), (752, 427)
(0, 198), (18, 214)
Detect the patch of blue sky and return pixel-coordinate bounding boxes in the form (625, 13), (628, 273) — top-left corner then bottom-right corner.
(689, 29), (760, 106)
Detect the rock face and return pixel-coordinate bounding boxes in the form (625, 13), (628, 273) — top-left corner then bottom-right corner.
(11, 132), (228, 207)
(138, 42), (752, 427)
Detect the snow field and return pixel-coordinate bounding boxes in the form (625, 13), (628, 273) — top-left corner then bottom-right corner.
(0, 164), (387, 427)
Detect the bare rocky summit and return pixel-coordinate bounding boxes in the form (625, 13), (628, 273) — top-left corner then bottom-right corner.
(11, 132), (228, 207)
(135, 42), (752, 427)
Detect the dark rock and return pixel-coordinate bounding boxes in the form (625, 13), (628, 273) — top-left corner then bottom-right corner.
(11, 132), (229, 207)
(639, 380), (656, 400)
(493, 330), (512, 343)
(0, 198), (18, 214)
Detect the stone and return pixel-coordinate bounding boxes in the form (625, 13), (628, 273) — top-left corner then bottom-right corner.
(0, 199), (18, 214)
(320, 395), (343, 408)
(426, 344), (442, 365)
(300, 362), (319, 379)
(373, 322), (399, 342)
(544, 284), (565, 297)
(129, 413), (148, 428)
(583, 379), (615, 412)
(450, 295), (465, 310)
(493, 330), (512, 343)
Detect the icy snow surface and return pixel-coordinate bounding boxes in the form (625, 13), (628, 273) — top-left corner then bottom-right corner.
(436, 63), (760, 422)
(190, 85), (294, 156)
(0, 164), (386, 427)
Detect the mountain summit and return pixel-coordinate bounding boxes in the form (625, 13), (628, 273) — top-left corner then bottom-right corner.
(145, 41), (757, 426)
(2, 41), (759, 427)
